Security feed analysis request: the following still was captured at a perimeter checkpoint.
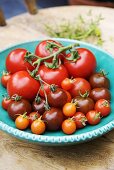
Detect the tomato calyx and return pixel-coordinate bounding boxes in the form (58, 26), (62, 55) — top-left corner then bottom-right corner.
(2, 94), (11, 100)
(24, 51), (38, 66)
(45, 41), (61, 53)
(2, 70), (10, 76)
(50, 84), (57, 92)
(100, 69), (109, 77)
(101, 100), (110, 107)
(11, 94), (22, 101)
(66, 50), (80, 62)
(72, 116), (87, 126)
(79, 91), (89, 98)
(94, 112), (101, 121)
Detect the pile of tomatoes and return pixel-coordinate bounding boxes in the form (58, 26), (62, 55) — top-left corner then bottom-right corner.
(1, 39), (111, 135)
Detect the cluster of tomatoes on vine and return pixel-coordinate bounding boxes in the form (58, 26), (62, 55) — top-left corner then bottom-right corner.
(1, 39), (111, 135)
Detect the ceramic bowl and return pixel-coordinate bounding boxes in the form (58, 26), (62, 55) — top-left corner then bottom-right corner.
(0, 38), (114, 146)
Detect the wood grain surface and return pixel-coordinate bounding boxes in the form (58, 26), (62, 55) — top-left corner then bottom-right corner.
(0, 6), (114, 170)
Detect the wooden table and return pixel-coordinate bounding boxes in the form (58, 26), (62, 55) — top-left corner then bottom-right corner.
(0, 6), (114, 170)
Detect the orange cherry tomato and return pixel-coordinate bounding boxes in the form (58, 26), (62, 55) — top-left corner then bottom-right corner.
(31, 118), (46, 135)
(63, 103), (76, 117)
(15, 114), (29, 130)
(61, 78), (73, 91)
(62, 119), (76, 135)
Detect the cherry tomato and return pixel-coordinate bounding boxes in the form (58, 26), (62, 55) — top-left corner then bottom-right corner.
(95, 99), (111, 117)
(15, 114), (29, 130)
(73, 95), (94, 114)
(62, 119), (76, 135)
(42, 108), (64, 131)
(6, 48), (35, 73)
(89, 72), (110, 89)
(86, 110), (101, 125)
(90, 88), (111, 102)
(29, 112), (40, 125)
(38, 64), (69, 87)
(47, 88), (67, 108)
(2, 96), (13, 110)
(63, 103), (76, 117)
(39, 84), (51, 97)
(65, 91), (72, 102)
(31, 118), (46, 135)
(1, 72), (12, 88)
(73, 112), (87, 129)
(7, 99), (32, 120)
(69, 78), (91, 98)
(32, 98), (45, 115)
(64, 48), (96, 78)
(61, 78), (73, 91)
(35, 39), (66, 62)
(7, 71), (40, 101)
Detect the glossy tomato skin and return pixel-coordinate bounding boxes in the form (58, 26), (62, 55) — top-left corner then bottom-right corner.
(62, 119), (76, 135)
(42, 107), (64, 131)
(90, 88), (111, 102)
(35, 39), (66, 62)
(89, 73), (110, 89)
(38, 64), (69, 87)
(95, 99), (111, 117)
(7, 99), (32, 120)
(73, 96), (94, 114)
(47, 88), (67, 108)
(69, 78), (91, 98)
(86, 110), (101, 125)
(7, 71), (40, 101)
(74, 112), (87, 129)
(64, 48), (96, 78)
(29, 112), (40, 125)
(15, 115), (29, 130)
(2, 98), (13, 110)
(6, 48), (34, 73)
(32, 99), (45, 115)
(1, 74), (11, 88)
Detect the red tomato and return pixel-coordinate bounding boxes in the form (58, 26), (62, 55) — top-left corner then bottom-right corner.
(29, 112), (40, 125)
(6, 48), (35, 73)
(86, 110), (101, 125)
(69, 78), (91, 98)
(61, 78), (73, 90)
(7, 71), (40, 101)
(95, 99), (111, 117)
(73, 112), (87, 129)
(35, 39), (66, 62)
(2, 97), (13, 110)
(64, 48), (96, 78)
(1, 72), (11, 88)
(38, 64), (69, 87)
(39, 84), (51, 97)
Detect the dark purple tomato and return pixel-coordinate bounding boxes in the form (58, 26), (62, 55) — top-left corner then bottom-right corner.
(47, 88), (67, 108)
(73, 96), (94, 114)
(7, 99), (32, 120)
(32, 99), (45, 115)
(90, 88), (111, 102)
(89, 72), (110, 89)
(42, 107), (64, 131)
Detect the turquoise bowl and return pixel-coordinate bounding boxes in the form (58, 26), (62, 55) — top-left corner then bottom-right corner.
(0, 38), (114, 146)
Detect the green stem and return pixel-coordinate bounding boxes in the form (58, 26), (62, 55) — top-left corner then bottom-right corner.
(33, 43), (80, 65)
